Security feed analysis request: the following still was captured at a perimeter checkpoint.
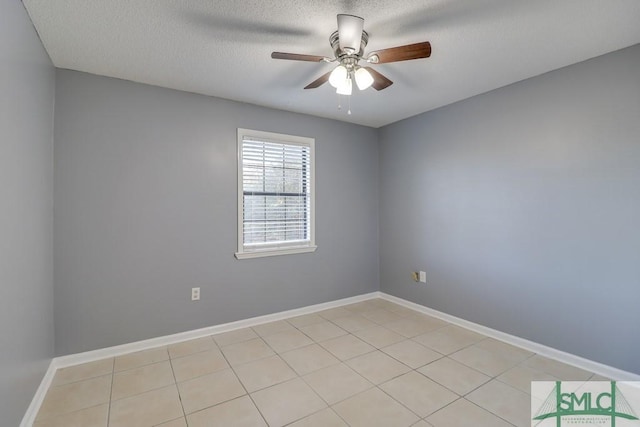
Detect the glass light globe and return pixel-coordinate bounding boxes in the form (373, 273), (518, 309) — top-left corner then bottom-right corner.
(329, 65), (348, 88)
(336, 77), (352, 95)
(354, 67), (374, 90)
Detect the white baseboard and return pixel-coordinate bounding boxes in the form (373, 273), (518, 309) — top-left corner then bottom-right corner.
(379, 292), (640, 381)
(21, 292), (379, 425)
(22, 289), (639, 425)
(20, 360), (56, 427)
(52, 292), (379, 368)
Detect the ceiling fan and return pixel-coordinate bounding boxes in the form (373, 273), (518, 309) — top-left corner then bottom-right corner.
(271, 14), (431, 96)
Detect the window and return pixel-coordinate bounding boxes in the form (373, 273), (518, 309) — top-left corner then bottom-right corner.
(236, 129), (316, 259)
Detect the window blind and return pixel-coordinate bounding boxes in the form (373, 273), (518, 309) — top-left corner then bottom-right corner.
(241, 137), (312, 250)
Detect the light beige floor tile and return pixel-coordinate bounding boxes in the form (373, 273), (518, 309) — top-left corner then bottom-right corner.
(450, 343), (526, 376)
(405, 313), (448, 328)
(51, 358), (113, 386)
(466, 380), (530, 427)
(233, 354), (297, 392)
(341, 301), (379, 313)
(332, 387), (419, 427)
(221, 337), (275, 366)
(522, 354), (593, 380)
(330, 315), (377, 333)
(288, 408), (348, 426)
(406, 312), (446, 322)
(38, 306), (599, 427)
(346, 350), (411, 384)
(474, 338), (533, 361)
(418, 357), (491, 396)
(213, 328), (258, 347)
(171, 348), (229, 382)
(320, 334), (375, 361)
(367, 299), (401, 311)
(303, 363), (373, 404)
(360, 308), (404, 324)
(262, 329), (313, 353)
(353, 326), (405, 348)
(280, 344), (340, 375)
(382, 340), (442, 369)
(414, 325), (486, 354)
(386, 305), (421, 317)
(427, 398), (513, 427)
(109, 385), (183, 427)
(317, 307), (353, 320)
(380, 371), (458, 417)
(111, 360), (175, 400)
(251, 378), (326, 426)
(177, 368), (246, 414)
(497, 364), (558, 394)
(384, 317), (444, 338)
(33, 403), (108, 427)
(37, 375), (112, 421)
(186, 395), (267, 427)
(252, 320), (295, 337)
(156, 417), (187, 427)
(287, 313), (326, 328)
(299, 321), (348, 342)
(114, 347), (168, 372)
(168, 337), (216, 359)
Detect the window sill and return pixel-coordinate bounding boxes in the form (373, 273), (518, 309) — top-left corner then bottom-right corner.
(235, 245), (317, 260)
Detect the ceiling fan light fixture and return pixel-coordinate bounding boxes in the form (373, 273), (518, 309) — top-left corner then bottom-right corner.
(337, 14), (364, 54)
(271, 14), (431, 113)
(329, 65), (347, 88)
(336, 76), (352, 95)
(354, 67), (374, 90)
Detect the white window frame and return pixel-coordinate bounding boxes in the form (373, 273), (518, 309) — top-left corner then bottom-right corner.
(235, 128), (316, 259)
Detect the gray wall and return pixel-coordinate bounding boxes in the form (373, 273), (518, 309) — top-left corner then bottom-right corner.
(54, 70), (379, 355)
(0, 0), (55, 424)
(379, 44), (640, 374)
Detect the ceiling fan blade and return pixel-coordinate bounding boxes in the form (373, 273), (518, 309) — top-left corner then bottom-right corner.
(368, 41), (431, 64)
(363, 67), (393, 91)
(337, 14), (364, 53)
(304, 71), (331, 89)
(271, 52), (327, 62)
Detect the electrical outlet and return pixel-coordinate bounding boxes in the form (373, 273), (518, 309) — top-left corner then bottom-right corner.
(191, 287), (200, 301)
(419, 271), (427, 283)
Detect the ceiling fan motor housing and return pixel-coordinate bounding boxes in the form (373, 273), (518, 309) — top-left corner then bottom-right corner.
(330, 30), (369, 62)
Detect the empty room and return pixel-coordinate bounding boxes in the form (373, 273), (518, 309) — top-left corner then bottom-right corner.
(2, 0), (640, 426)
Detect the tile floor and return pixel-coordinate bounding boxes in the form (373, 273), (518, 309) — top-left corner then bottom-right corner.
(33, 298), (598, 427)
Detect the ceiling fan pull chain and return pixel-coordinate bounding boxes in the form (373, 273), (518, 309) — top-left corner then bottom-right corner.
(347, 95), (352, 115)
(337, 94), (342, 110)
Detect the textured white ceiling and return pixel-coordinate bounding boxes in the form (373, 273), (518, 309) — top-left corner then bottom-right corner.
(23, 0), (640, 127)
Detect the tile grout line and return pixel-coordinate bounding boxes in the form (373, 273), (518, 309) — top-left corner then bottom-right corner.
(274, 310), (365, 425)
(106, 357), (115, 427)
(166, 344), (188, 425)
(375, 382), (432, 422)
(464, 397), (519, 426)
(239, 321), (328, 425)
(222, 343), (272, 427)
(107, 358), (184, 406)
(317, 305), (539, 426)
(253, 311), (441, 424)
(223, 306), (418, 424)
